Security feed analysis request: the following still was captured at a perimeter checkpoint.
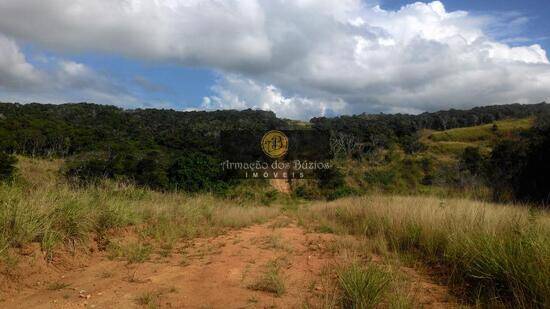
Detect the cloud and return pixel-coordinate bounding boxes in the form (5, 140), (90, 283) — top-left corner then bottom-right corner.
(0, 34), (143, 107)
(0, 1), (549, 118)
(0, 34), (43, 90)
(202, 74), (348, 119)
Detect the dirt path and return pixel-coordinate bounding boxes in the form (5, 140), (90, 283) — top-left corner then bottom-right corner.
(1, 218), (459, 308)
(269, 179), (290, 194)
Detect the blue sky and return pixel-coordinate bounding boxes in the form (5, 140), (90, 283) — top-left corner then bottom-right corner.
(0, 1), (549, 119)
(381, 0), (550, 50)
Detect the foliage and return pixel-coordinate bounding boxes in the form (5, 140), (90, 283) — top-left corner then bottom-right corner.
(1, 102), (549, 200)
(459, 147), (484, 176)
(312, 103), (547, 153)
(168, 152), (226, 193)
(0, 152), (17, 181)
(487, 120), (550, 205)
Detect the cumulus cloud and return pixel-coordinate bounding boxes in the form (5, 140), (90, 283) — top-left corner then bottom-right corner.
(0, 34), (141, 106)
(0, 1), (549, 118)
(202, 74), (348, 119)
(0, 34), (43, 90)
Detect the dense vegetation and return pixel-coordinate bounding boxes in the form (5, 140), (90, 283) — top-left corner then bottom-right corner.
(0, 102), (285, 191)
(0, 153), (16, 181)
(0, 101), (549, 205)
(488, 116), (550, 204)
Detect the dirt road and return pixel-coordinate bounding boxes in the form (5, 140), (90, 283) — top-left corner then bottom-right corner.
(1, 218), (457, 308)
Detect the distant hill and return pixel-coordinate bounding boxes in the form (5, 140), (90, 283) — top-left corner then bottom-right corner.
(421, 117), (534, 157)
(0, 101), (548, 158)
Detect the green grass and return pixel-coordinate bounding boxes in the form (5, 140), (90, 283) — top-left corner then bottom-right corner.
(299, 195), (550, 308)
(420, 117), (534, 159)
(428, 117), (533, 143)
(338, 263), (392, 309)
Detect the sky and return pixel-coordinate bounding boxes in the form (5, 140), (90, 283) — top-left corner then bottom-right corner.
(0, 0), (549, 120)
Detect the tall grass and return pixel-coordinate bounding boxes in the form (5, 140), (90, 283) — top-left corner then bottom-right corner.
(0, 157), (280, 261)
(300, 196), (550, 308)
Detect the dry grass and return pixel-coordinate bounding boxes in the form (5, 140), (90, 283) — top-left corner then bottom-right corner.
(247, 258), (286, 296)
(298, 195), (550, 307)
(3, 157), (549, 308)
(0, 157), (281, 262)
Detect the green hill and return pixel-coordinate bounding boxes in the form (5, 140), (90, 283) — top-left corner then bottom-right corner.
(421, 117), (534, 157)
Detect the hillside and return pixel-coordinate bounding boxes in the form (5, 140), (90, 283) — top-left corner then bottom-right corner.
(1, 102), (548, 203)
(420, 117), (534, 157)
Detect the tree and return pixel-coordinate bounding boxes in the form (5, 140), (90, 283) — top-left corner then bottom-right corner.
(399, 134), (425, 154)
(0, 152), (17, 181)
(135, 151), (169, 189)
(487, 140), (528, 202)
(168, 152), (223, 192)
(459, 147), (484, 175)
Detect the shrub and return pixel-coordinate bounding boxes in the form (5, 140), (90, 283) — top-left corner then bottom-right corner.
(64, 152), (111, 183)
(0, 152), (17, 181)
(459, 147), (484, 176)
(134, 151), (169, 189)
(168, 152), (225, 192)
(399, 134), (425, 154)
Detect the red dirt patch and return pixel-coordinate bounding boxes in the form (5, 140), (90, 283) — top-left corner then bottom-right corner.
(1, 219), (460, 308)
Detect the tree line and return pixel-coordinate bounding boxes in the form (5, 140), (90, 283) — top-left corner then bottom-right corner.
(0, 101), (548, 204)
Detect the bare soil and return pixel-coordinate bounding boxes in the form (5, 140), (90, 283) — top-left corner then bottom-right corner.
(1, 218), (459, 308)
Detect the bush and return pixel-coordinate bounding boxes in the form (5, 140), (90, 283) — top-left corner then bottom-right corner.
(64, 152), (111, 183)
(0, 152), (17, 181)
(459, 147), (484, 176)
(399, 134), (425, 154)
(168, 152), (225, 193)
(134, 151), (168, 189)
(316, 165), (346, 190)
(488, 133), (550, 205)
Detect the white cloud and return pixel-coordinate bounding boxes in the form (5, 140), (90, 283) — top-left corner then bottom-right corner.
(0, 1), (549, 118)
(0, 34), (140, 107)
(202, 74), (348, 119)
(0, 34), (43, 90)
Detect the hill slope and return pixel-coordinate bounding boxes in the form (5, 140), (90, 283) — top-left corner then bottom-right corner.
(420, 117), (534, 157)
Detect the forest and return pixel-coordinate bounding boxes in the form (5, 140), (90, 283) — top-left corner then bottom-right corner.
(0, 101), (549, 205)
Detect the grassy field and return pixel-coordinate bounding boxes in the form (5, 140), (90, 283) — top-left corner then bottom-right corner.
(1, 157), (549, 308)
(421, 117), (534, 157)
(0, 157), (281, 261)
(298, 195), (550, 307)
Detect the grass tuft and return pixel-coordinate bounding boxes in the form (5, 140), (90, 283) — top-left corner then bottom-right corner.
(337, 263), (392, 309)
(248, 259), (286, 296)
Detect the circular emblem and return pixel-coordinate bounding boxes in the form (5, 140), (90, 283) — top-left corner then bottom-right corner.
(261, 130), (289, 159)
